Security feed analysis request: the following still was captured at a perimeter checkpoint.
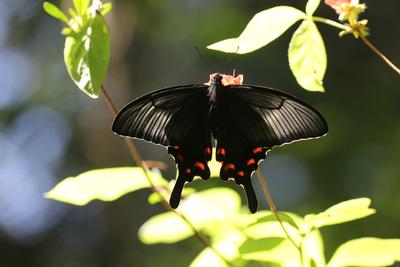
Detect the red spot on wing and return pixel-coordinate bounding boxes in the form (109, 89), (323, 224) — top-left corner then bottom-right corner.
(217, 148), (226, 156)
(238, 171), (245, 176)
(194, 162), (206, 171)
(185, 168), (192, 174)
(224, 163), (235, 171)
(204, 147), (211, 155)
(253, 147), (263, 154)
(247, 159), (256, 166)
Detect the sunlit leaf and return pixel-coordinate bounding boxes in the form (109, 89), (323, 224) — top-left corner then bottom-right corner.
(207, 6), (306, 54)
(304, 198), (376, 229)
(139, 188), (241, 244)
(139, 212), (193, 244)
(240, 238), (300, 266)
(73, 0), (89, 16)
(209, 148), (221, 178)
(43, 2), (69, 24)
(245, 216), (302, 245)
(250, 211), (301, 230)
(45, 167), (165, 205)
(306, 0), (321, 15)
(288, 19), (326, 92)
(68, 8), (78, 19)
(246, 211), (326, 267)
(327, 238), (400, 267)
(302, 229), (326, 267)
(147, 187), (196, 205)
(100, 3), (112, 15)
(64, 14), (110, 98)
(190, 229), (246, 267)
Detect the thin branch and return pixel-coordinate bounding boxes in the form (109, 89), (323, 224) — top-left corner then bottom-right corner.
(255, 169), (299, 250)
(312, 16), (350, 31)
(312, 16), (400, 75)
(359, 34), (400, 75)
(100, 85), (237, 267)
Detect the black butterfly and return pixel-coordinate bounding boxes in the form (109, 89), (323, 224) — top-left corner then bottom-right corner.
(112, 73), (328, 213)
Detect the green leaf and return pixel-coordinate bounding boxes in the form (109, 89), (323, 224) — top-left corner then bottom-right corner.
(288, 19), (327, 92)
(245, 215), (302, 244)
(302, 229), (326, 267)
(68, 8), (78, 19)
(139, 188), (241, 244)
(73, 0), (90, 16)
(306, 0), (321, 16)
(327, 238), (400, 267)
(139, 212), (194, 244)
(207, 6), (306, 54)
(45, 167), (165, 205)
(64, 14), (110, 98)
(208, 148), (221, 178)
(304, 198), (376, 229)
(100, 3), (112, 15)
(147, 187), (196, 205)
(240, 238), (300, 265)
(43, 2), (69, 24)
(190, 229), (246, 267)
(246, 211), (326, 267)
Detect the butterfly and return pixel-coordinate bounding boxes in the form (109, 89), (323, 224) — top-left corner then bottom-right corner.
(112, 72), (328, 213)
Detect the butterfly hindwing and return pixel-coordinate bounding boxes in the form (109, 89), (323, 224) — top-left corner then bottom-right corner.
(214, 85), (328, 213)
(112, 85), (212, 208)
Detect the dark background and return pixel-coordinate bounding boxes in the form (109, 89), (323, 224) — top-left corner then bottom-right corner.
(0, 0), (399, 266)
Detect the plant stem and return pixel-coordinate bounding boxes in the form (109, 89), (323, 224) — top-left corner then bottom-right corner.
(312, 16), (350, 31)
(100, 85), (237, 267)
(255, 170), (300, 250)
(358, 34), (400, 75)
(312, 16), (400, 75)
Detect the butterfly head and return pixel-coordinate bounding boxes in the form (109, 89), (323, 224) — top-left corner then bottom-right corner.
(206, 71), (244, 86)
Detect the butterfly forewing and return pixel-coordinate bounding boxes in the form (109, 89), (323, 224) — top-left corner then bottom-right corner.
(113, 85), (208, 145)
(112, 85), (213, 208)
(213, 84), (328, 213)
(224, 85), (328, 147)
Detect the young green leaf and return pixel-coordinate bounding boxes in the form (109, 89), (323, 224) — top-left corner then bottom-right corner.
(306, 0), (321, 16)
(147, 187), (196, 205)
(207, 6), (306, 54)
(288, 19), (327, 92)
(45, 167), (166, 205)
(73, 0), (90, 16)
(43, 2), (69, 24)
(245, 216), (302, 244)
(190, 229), (246, 267)
(327, 238), (400, 267)
(139, 188), (241, 244)
(64, 14), (110, 98)
(302, 229), (327, 267)
(240, 238), (300, 266)
(100, 2), (113, 15)
(139, 212), (194, 244)
(304, 198), (376, 229)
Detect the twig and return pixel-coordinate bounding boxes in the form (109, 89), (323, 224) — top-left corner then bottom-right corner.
(358, 34), (400, 75)
(312, 16), (400, 75)
(312, 16), (350, 31)
(255, 169), (300, 250)
(100, 85), (237, 267)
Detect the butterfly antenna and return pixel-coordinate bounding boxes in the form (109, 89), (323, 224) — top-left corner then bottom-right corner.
(195, 46), (211, 69)
(225, 45), (240, 66)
